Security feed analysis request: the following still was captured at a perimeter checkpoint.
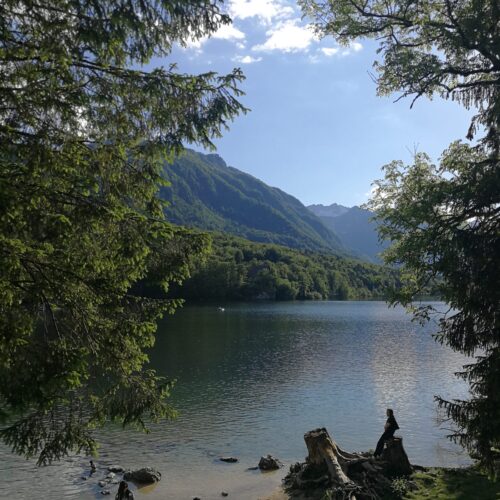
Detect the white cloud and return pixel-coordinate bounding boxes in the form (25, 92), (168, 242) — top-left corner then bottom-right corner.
(340, 42), (363, 56)
(184, 38), (205, 51)
(183, 23), (246, 52)
(252, 20), (317, 53)
(320, 47), (339, 57)
(229, 0), (294, 24)
(233, 55), (263, 64)
(212, 24), (246, 41)
(319, 42), (362, 58)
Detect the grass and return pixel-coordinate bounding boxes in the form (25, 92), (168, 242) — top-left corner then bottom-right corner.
(404, 467), (500, 500)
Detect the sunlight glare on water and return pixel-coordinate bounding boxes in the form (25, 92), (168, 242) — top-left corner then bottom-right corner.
(0, 301), (470, 499)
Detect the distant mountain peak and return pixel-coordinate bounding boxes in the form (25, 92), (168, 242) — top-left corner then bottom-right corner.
(200, 153), (227, 169)
(307, 203), (350, 218)
(307, 202), (387, 263)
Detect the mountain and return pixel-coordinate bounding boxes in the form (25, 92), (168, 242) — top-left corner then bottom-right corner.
(308, 204), (388, 263)
(160, 149), (345, 253)
(307, 203), (349, 218)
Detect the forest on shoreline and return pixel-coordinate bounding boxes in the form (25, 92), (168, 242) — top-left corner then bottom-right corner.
(151, 232), (402, 301)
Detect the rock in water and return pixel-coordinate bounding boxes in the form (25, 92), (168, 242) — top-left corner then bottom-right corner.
(123, 467), (161, 483)
(107, 465), (124, 473)
(219, 457), (238, 463)
(258, 455), (282, 471)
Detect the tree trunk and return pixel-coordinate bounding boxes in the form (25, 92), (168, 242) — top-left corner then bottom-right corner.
(304, 428), (358, 488)
(380, 437), (412, 476)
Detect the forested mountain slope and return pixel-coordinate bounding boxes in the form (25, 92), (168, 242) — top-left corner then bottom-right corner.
(161, 150), (345, 253)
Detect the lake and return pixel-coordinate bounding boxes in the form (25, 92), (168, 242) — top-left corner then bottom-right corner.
(0, 301), (471, 499)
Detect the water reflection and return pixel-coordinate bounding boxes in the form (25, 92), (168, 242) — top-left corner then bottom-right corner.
(0, 301), (471, 499)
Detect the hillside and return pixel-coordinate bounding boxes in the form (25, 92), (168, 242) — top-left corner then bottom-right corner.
(308, 204), (388, 263)
(160, 150), (345, 254)
(168, 232), (399, 301)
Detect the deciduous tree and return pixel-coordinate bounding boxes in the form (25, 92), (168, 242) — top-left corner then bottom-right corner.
(301, 0), (500, 469)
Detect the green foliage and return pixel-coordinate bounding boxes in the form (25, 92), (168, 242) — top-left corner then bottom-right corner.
(170, 233), (398, 301)
(160, 149), (345, 253)
(369, 145), (500, 470)
(301, 0), (500, 470)
(0, 0), (244, 463)
(391, 477), (411, 498)
(404, 467), (500, 499)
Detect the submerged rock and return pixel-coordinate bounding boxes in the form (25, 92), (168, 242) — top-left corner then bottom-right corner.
(258, 455), (282, 471)
(108, 465), (124, 473)
(219, 457), (238, 463)
(123, 467), (161, 483)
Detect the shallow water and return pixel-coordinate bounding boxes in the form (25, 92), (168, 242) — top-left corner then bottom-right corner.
(0, 301), (471, 499)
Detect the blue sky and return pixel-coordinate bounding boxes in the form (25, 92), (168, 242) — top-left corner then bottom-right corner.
(161, 0), (474, 207)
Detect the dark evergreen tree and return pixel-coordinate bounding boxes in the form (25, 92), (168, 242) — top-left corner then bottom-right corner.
(0, 0), (245, 463)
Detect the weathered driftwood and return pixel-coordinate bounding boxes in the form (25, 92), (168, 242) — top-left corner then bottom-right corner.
(304, 428), (358, 488)
(284, 428), (414, 500)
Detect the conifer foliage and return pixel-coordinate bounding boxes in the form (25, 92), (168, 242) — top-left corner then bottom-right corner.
(301, 0), (500, 469)
(0, 0), (245, 463)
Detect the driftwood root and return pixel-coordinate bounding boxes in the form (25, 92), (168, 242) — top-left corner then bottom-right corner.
(284, 428), (414, 500)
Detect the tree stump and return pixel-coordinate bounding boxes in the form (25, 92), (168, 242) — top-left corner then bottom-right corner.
(380, 437), (412, 476)
(284, 428), (414, 499)
(304, 428), (359, 487)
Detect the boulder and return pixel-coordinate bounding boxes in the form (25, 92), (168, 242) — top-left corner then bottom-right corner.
(108, 465), (124, 473)
(258, 455), (282, 471)
(123, 467), (161, 483)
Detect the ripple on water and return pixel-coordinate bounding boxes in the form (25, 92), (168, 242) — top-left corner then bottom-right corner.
(0, 301), (471, 499)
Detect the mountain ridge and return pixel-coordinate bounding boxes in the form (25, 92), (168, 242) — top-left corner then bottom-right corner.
(307, 204), (388, 263)
(161, 149), (346, 254)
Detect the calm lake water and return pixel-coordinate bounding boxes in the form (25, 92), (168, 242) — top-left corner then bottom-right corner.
(0, 301), (471, 499)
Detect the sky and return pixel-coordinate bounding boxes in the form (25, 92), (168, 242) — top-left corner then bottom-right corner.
(156, 0), (475, 207)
